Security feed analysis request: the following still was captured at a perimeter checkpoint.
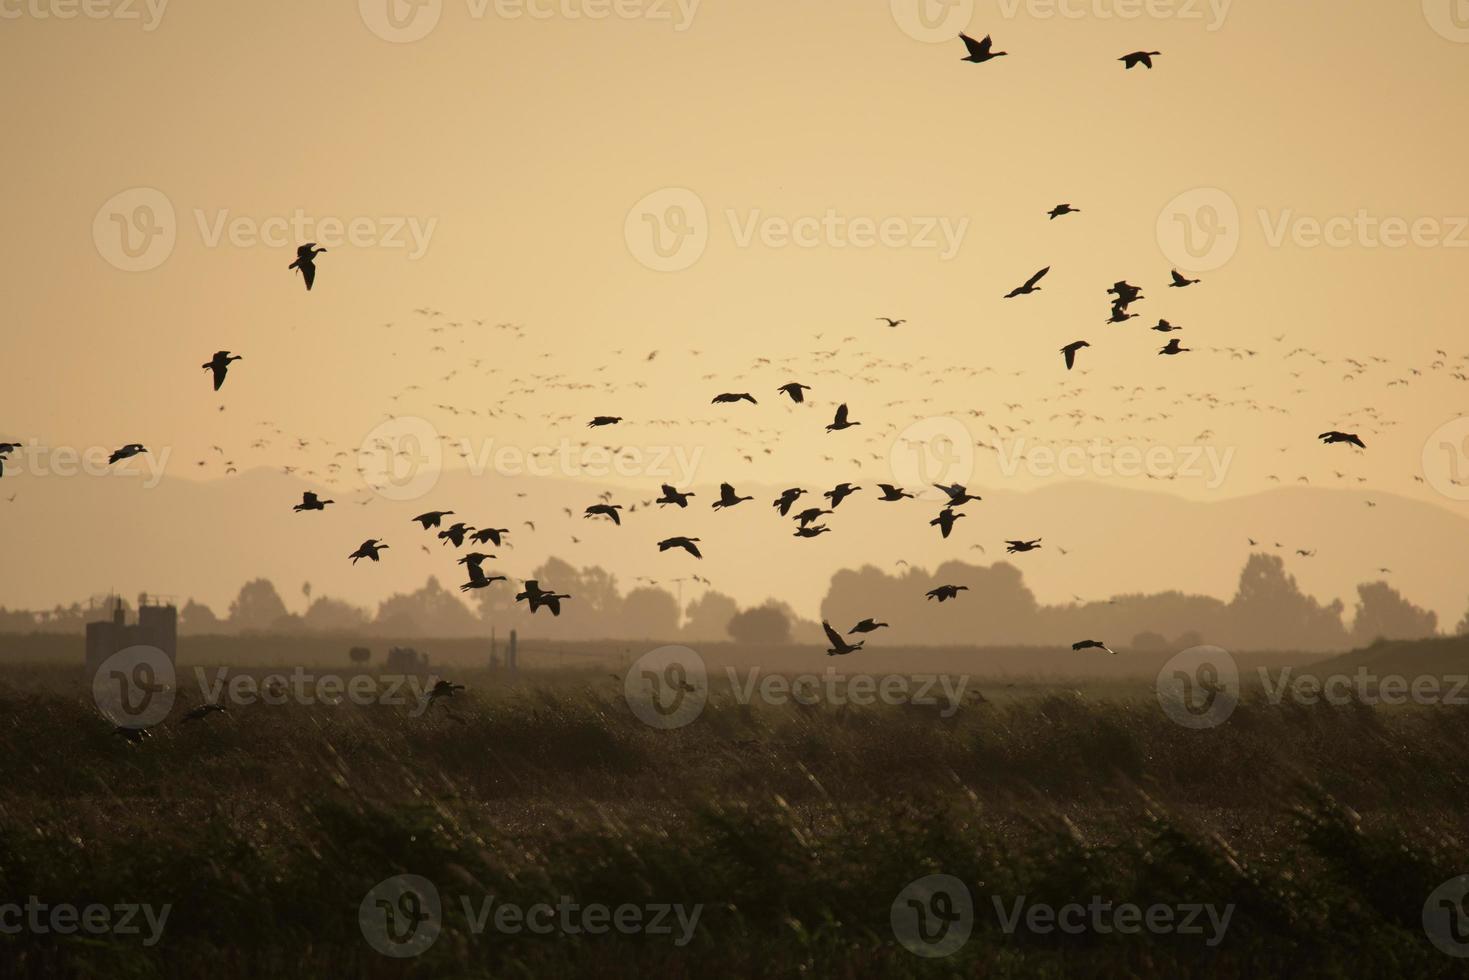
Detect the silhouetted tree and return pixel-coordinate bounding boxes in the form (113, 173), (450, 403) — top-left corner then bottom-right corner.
(228, 579), (290, 632)
(374, 577), (482, 637)
(683, 591), (739, 640)
(727, 604), (791, 644)
(1351, 581), (1437, 646)
(178, 599), (222, 634)
(303, 596), (371, 633)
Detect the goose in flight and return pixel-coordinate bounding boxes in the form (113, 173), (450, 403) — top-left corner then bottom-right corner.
(1319, 431), (1366, 449)
(469, 527), (509, 546)
(826, 403), (860, 432)
(1072, 639), (1116, 655)
(1004, 266), (1049, 298)
(349, 539), (389, 564)
(1169, 270), (1200, 287)
(587, 416), (622, 427)
(850, 618), (889, 633)
(438, 522), (474, 547)
(794, 525), (831, 538)
(795, 506), (833, 526)
(1107, 281), (1144, 306)
(712, 392), (757, 405)
(1120, 50), (1160, 69)
(1151, 319), (1182, 332)
(293, 491), (333, 512)
(459, 563), (505, 592)
(517, 580), (571, 616)
(1005, 538), (1043, 553)
(1048, 204), (1079, 219)
(658, 536), (703, 558)
(457, 552), (494, 572)
(427, 680), (467, 702)
(712, 483), (753, 509)
(1061, 340), (1089, 371)
(930, 507), (965, 538)
(926, 584), (969, 602)
(413, 510), (455, 529)
(876, 317), (906, 328)
(1107, 306), (1140, 324)
(772, 487), (805, 516)
(959, 32), (1007, 63)
(824, 483), (860, 508)
(287, 243), (326, 290)
(108, 444), (147, 464)
(823, 621), (865, 656)
(202, 351), (242, 391)
(876, 484), (914, 501)
(656, 485), (695, 508)
(777, 382), (811, 403)
(935, 483), (982, 506)
(584, 503), (623, 525)
(1158, 338), (1190, 355)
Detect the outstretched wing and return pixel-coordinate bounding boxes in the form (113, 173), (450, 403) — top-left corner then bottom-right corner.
(822, 621), (844, 649)
(960, 33), (990, 58)
(1024, 266), (1050, 290)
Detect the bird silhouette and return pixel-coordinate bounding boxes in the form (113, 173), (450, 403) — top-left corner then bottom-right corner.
(427, 679), (467, 701)
(1004, 266), (1050, 298)
(584, 503), (623, 525)
(793, 525), (830, 538)
(826, 403), (860, 432)
(658, 536), (703, 558)
(1120, 50), (1160, 69)
(459, 563), (505, 592)
(1005, 538), (1043, 553)
(517, 580), (571, 616)
(824, 483), (860, 508)
(1319, 431), (1366, 449)
(777, 382), (811, 403)
(293, 491), (333, 512)
(1048, 204), (1080, 219)
(287, 243), (326, 290)
(876, 484), (914, 501)
(108, 444), (146, 464)
(349, 539), (389, 564)
(850, 618), (889, 633)
(1061, 341), (1089, 370)
(876, 317), (906, 327)
(959, 33), (1007, 64)
(935, 483), (982, 506)
(713, 483), (753, 509)
(438, 522), (474, 546)
(656, 485), (696, 508)
(926, 585), (968, 602)
(413, 510), (454, 529)
(587, 416), (622, 427)
(711, 392), (757, 405)
(772, 487), (805, 516)
(1072, 640), (1116, 655)
(1151, 319), (1183, 332)
(930, 507), (965, 538)
(469, 527), (510, 546)
(1169, 269), (1200, 287)
(202, 351), (242, 391)
(1158, 338), (1190, 356)
(823, 621), (865, 656)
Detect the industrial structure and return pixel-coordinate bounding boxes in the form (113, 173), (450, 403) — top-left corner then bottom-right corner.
(84, 593), (178, 676)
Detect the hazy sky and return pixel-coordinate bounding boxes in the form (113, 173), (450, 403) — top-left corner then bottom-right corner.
(3, 1), (1469, 617)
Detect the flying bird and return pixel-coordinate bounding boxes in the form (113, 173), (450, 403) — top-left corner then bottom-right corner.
(777, 382), (811, 403)
(930, 508), (965, 538)
(349, 539), (389, 564)
(287, 243), (326, 290)
(1072, 640), (1116, 655)
(470, 527), (509, 546)
(584, 504), (623, 525)
(713, 483), (753, 509)
(822, 621), (864, 656)
(293, 491), (333, 512)
(202, 351), (242, 391)
(711, 392), (757, 405)
(587, 416), (622, 427)
(850, 618), (889, 633)
(773, 487), (805, 516)
(926, 585), (969, 602)
(824, 483), (860, 508)
(1120, 50), (1160, 69)
(1169, 270), (1200, 287)
(1048, 204), (1080, 219)
(438, 522), (474, 546)
(1005, 266), (1050, 298)
(959, 32), (1007, 64)
(1005, 538), (1043, 553)
(658, 536), (703, 558)
(108, 444), (147, 464)
(517, 580), (571, 616)
(935, 483), (982, 506)
(875, 317), (906, 328)
(876, 484), (914, 501)
(826, 403), (860, 432)
(1319, 431), (1366, 449)
(656, 485), (695, 508)
(1158, 338), (1190, 355)
(413, 511), (454, 529)
(460, 564), (506, 592)
(1061, 341), (1089, 371)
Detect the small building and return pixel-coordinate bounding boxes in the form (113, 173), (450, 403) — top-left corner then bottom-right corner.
(85, 593), (178, 677)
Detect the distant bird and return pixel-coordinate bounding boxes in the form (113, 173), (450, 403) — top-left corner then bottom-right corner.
(438, 522), (474, 546)
(287, 243), (326, 290)
(777, 382), (811, 403)
(1158, 338), (1190, 356)
(850, 618), (889, 634)
(656, 485), (695, 508)
(470, 527), (509, 546)
(658, 536), (703, 558)
(712, 483), (753, 509)
(935, 483), (982, 506)
(926, 585), (969, 602)
(959, 32), (1007, 64)
(1005, 538), (1043, 553)
(457, 552), (494, 572)
(1048, 204), (1080, 220)
(1151, 319), (1182, 332)
(349, 539), (389, 564)
(108, 444), (146, 464)
(1169, 269), (1199, 287)
(584, 504), (623, 525)
(1295, 549), (1316, 557)
(459, 563), (505, 592)
(823, 621), (864, 656)
(876, 317), (907, 328)
(1107, 306), (1140, 324)
(181, 702), (226, 722)
(1072, 640), (1115, 655)
(1004, 266), (1049, 298)
(1107, 281), (1144, 306)
(293, 491), (333, 512)
(876, 484), (914, 501)
(202, 351), (242, 391)
(712, 392), (757, 405)
(413, 510), (454, 529)
(1120, 50), (1160, 69)
(1061, 341), (1089, 371)
(427, 680), (467, 701)
(773, 487), (805, 516)
(794, 525), (830, 538)
(587, 416), (622, 427)
(517, 580), (570, 616)
(826, 403), (860, 432)
(824, 483), (860, 508)
(1319, 431), (1366, 449)
(795, 506), (833, 526)
(930, 508), (965, 538)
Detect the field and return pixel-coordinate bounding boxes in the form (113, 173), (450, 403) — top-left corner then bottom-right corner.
(4, 641), (1469, 978)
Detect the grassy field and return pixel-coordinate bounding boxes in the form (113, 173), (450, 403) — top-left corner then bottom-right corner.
(4, 650), (1469, 978)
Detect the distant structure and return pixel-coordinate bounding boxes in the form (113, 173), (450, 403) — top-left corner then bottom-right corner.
(384, 646), (429, 672)
(85, 593), (178, 676)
